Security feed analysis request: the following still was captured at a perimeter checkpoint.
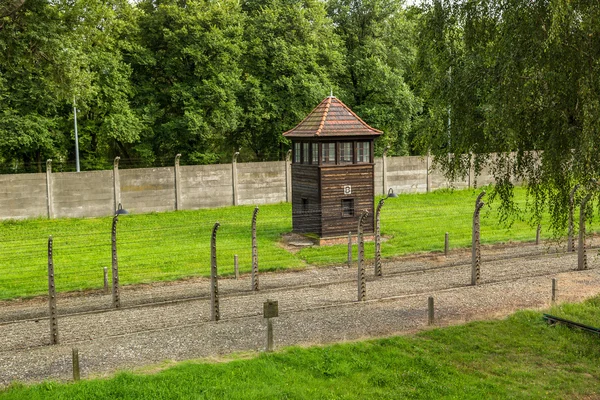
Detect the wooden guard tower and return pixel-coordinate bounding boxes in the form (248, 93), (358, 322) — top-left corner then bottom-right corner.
(283, 96), (382, 241)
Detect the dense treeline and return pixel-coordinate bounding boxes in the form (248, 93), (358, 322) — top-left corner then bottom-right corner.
(2, 0), (600, 232)
(0, 0), (420, 171)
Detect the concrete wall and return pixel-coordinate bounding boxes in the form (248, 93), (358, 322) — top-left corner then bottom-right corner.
(180, 164), (233, 209)
(120, 167), (175, 214)
(53, 170), (113, 218)
(237, 161), (286, 206)
(0, 155), (498, 220)
(0, 173), (47, 219)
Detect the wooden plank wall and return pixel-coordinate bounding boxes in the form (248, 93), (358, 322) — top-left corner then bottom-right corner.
(320, 165), (374, 237)
(291, 165), (321, 235)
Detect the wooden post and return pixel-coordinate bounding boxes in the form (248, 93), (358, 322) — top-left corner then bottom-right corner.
(113, 157), (121, 213)
(46, 159), (54, 219)
(285, 149), (292, 203)
(357, 211), (368, 301)
(251, 206), (259, 291)
(210, 222), (220, 321)
(103, 267), (108, 294)
(232, 151), (239, 206)
(111, 214), (120, 308)
(234, 255), (239, 279)
(471, 192), (485, 285)
(347, 231), (352, 267)
(266, 318), (273, 352)
(72, 348), (80, 381)
(263, 299), (278, 352)
(48, 236), (59, 344)
(174, 154), (182, 211)
(551, 278), (557, 304)
(427, 296), (434, 326)
(444, 232), (449, 257)
(536, 224), (541, 245)
(567, 184), (580, 252)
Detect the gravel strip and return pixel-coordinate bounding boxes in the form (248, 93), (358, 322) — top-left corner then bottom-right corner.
(0, 244), (599, 387)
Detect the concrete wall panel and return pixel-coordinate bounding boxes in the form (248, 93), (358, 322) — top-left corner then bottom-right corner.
(180, 164), (233, 209)
(0, 173), (47, 219)
(237, 161), (286, 206)
(120, 167), (175, 213)
(53, 171), (113, 218)
(386, 156), (428, 193)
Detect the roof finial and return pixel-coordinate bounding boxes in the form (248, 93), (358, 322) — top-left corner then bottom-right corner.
(330, 88), (334, 98)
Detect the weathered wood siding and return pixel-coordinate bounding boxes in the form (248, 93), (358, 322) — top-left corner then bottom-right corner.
(291, 165), (321, 235)
(320, 165), (375, 237)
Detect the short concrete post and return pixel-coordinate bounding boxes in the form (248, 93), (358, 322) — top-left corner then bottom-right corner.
(174, 154), (182, 211)
(285, 150), (292, 202)
(113, 157), (121, 213)
(263, 299), (278, 352)
(103, 267), (108, 294)
(578, 193), (592, 270)
(551, 278), (557, 304)
(111, 214), (120, 308)
(357, 211), (368, 301)
(46, 159), (54, 219)
(444, 232), (449, 257)
(72, 348), (80, 381)
(48, 236), (58, 344)
(232, 151), (240, 206)
(234, 255), (239, 279)
(567, 184), (580, 252)
(347, 232), (352, 267)
(251, 206), (259, 291)
(427, 296), (434, 325)
(471, 191), (485, 285)
(210, 222), (220, 321)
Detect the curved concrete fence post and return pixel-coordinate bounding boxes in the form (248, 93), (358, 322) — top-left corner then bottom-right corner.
(471, 191), (486, 285)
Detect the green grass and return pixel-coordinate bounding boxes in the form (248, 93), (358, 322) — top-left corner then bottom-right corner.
(0, 187), (597, 300)
(2, 297), (600, 399)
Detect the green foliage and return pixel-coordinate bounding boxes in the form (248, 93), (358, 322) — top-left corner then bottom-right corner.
(133, 0), (245, 165)
(237, 0), (344, 160)
(414, 0), (600, 232)
(2, 296), (600, 398)
(328, 0), (422, 156)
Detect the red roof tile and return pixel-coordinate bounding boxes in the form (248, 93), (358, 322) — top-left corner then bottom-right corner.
(283, 97), (382, 138)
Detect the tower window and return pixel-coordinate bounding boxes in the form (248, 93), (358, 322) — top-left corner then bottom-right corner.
(341, 198), (354, 217)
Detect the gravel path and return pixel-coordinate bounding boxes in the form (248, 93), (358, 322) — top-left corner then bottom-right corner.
(0, 243), (599, 387)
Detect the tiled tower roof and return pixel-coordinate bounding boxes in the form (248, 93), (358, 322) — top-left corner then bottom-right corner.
(283, 96), (382, 138)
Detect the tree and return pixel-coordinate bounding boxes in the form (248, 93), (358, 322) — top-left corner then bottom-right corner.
(237, 0), (344, 160)
(133, 0), (244, 165)
(328, 0), (422, 155)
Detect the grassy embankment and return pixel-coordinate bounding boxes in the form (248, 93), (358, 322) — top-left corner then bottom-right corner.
(1, 297), (599, 399)
(0, 187), (596, 300)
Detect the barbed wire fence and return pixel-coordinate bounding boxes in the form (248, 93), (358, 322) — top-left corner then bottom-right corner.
(0, 192), (599, 351)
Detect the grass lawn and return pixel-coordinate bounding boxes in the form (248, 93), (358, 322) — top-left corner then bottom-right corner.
(2, 296), (599, 399)
(0, 187), (596, 300)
